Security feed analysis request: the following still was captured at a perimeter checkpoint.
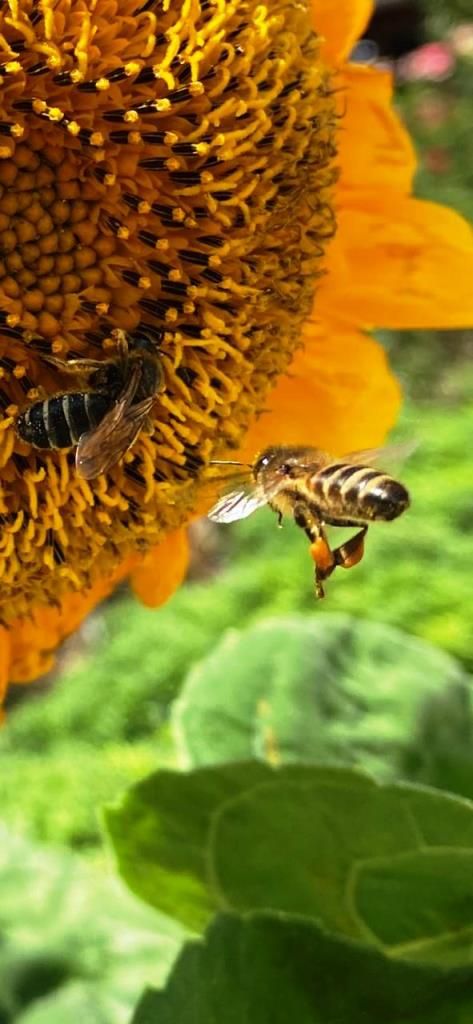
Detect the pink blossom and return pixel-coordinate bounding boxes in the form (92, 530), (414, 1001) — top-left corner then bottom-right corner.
(398, 42), (455, 82)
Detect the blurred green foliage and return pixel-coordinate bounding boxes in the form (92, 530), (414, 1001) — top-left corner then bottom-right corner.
(172, 614), (473, 797)
(423, 0), (473, 35)
(0, 830), (185, 1024)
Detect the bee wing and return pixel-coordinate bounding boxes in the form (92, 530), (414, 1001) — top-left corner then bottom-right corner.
(208, 480), (268, 523)
(75, 364), (151, 479)
(342, 440), (417, 471)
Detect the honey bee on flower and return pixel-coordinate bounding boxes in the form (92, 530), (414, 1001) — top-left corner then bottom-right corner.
(0, 0), (471, 693)
(16, 328), (164, 479)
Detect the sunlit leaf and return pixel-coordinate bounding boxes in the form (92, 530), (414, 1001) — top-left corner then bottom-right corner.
(105, 762), (271, 931)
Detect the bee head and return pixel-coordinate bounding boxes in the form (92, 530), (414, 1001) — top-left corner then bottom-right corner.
(254, 446), (308, 481)
(129, 325), (163, 354)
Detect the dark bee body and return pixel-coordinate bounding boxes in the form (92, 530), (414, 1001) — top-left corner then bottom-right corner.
(16, 330), (163, 478)
(209, 443), (411, 598)
(18, 388), (114, 451)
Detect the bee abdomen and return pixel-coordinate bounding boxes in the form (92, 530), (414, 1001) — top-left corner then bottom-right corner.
(314, 464), (409, 523)
(363, 475), (410, 521)
(17, 392), (111, 450)
(344, 469), (409, 521)
(64, 392), (111, 442)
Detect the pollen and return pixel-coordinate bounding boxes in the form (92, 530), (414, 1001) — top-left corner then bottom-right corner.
(0, 0), (338, 624)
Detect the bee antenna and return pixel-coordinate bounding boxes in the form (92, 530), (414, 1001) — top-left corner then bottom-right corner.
(209, 459), (246, 467)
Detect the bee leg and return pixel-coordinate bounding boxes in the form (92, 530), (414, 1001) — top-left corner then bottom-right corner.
(332, 526), (368, 572)
(293, 504), (334, 599)
(111, 328), (130, 364)
(309, 530), (337, 599)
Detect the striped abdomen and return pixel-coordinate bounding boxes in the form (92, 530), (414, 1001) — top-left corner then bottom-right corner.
(16, 391), (113, 450)
(310, 463), (410, 524)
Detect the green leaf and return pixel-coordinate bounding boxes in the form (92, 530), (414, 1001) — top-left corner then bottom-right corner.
(0, 828), (185, 1022)
(172, 614), (472, 783)
(131, 912), (473, 1024)
(105, 762), (473, 966)
(354, 849), (473, 965)
(104, 762), (272, 931)
(211, 769), (473, 965)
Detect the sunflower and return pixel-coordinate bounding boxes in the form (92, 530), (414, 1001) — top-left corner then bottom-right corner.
(0, 0), (472, 696)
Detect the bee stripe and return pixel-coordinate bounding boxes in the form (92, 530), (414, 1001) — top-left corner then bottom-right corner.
(84, 392), (94, 427)
(313, 463), (361, 503)
(315, 463), (356, 482)
(23, 402), (49, 447)
(46, 396), (71, 448)
(85, 391), (111, 428)
(66, 393), (91, 441)
(42, 399), (51, 442)
(360, 471), (390, 495)
(61, 394), (75, 439)
(340, 468), (380, 500)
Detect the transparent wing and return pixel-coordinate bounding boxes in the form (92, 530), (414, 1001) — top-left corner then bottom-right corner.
(208, 484), (268, 523)
(76, 396), (154, 479)
(41, 353), (105, 376)
(76, 364), (150, 479)
(343, 440), (417, 471)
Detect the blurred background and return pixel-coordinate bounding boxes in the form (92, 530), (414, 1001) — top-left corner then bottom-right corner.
(1, 0), (472, 1021)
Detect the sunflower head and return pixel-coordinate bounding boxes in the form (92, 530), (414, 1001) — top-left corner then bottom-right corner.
(0, 0), (338, 623)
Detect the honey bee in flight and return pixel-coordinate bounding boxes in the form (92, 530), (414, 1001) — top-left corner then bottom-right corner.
(16, 328), (163, 479)
(208, 444), (411, 597)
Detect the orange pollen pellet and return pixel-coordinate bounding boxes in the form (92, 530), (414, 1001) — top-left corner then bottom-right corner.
(309, 537), (334, 572)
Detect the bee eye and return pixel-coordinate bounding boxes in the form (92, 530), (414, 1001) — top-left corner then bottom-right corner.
(255, 454), (270, 473)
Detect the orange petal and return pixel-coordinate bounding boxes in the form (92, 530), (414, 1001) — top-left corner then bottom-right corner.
(130, 529), (189, 608)
(319, 196), (473, 329)
(5, 532), (189, 693)
(313, 0), (374, 64)
(339, 65), (416, 194)
(238, 319), (401, 459)
(0, 627), (10, 704)
(8, 557), (136, 686)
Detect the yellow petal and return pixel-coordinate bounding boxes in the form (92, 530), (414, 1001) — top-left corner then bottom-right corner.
(130, 529), (189, 608)
(238, 320), (401, 459)
(313, 0), (374, 63)
(319, 197), (473, 329)
(339, 65), (416, 194)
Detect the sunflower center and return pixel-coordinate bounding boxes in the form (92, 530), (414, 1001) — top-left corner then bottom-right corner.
(0, 138), (114, 335)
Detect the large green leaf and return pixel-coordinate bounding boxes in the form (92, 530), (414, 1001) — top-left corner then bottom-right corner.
(131, 912), (473, 1024)
(105, 763), (473, 966)
(105, 762), (271, 931)
(0, 828), (185, 1023)
(211, 772), (473, 965)
(172, 614), (473, 788)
